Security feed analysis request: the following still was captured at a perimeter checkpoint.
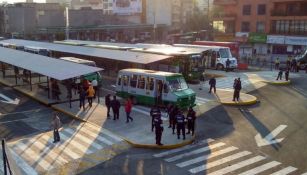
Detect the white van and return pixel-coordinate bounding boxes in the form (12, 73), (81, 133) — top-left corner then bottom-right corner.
(116, 69), (196, 109)
(174, 44), (238, 70)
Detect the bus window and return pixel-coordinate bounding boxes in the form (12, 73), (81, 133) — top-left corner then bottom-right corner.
(130, 75), (137, 88)
(123, 75), (129, 86)
(137, 75), (145, 89)
(146, 77), (154, 91)
(118, 75), (122, 86)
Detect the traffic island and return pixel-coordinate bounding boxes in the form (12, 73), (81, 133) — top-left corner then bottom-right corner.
(263, 80), (291, 85)
(215, 89), (258, 106)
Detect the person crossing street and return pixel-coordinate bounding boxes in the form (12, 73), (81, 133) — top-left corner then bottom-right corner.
(51, 112), (61, 143)
(125, 96), (133, 123)
(209, 77), (216, 93)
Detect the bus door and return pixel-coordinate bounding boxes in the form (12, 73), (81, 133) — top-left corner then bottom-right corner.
(211, 51), (217, 68)
(121, 75), (129, 94)
(145, 77), (155, 103)
(162, 81), (169, 103)
(155, 79), (163, 105)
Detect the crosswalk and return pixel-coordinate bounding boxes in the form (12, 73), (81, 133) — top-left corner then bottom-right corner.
(153, 138), (306, 175)
(6, 123), (124, 174)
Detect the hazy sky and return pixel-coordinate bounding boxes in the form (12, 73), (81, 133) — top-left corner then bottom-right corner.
(0, 0), (46, 3)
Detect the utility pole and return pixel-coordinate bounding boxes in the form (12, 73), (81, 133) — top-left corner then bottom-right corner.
(65, 6), (69, 40)
(153, 0), (157, 43)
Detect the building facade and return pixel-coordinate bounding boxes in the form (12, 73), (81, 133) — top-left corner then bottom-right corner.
(212, 0), (307, 58)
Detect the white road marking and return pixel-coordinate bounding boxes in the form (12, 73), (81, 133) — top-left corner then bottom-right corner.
(153, 139), (214, 158)
(238, 161), (281, 175)
(8, 148), (38, 175)
(165, 142), (226, 162)
(189, 151), (252, 174)
(270, 166), (298, 175)
(75, 125), (113, 145)
(176, 146), (238, 168)
(83, 123), (122, 142)
(207, 156), (266, 175)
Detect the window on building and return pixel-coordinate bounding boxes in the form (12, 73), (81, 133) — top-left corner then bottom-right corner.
(241, 22), (250, 32)
(242, 5), (251, 15)
(257, 4), (266, 15)
(256, 22), (265, 33)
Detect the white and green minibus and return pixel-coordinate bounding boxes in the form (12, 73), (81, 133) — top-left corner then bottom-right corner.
(115, 69), (196, 109)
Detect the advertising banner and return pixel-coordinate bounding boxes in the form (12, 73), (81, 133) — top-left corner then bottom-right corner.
(285, 36), (307, 46)
(267, 35), (285, 44)
(113, 0), (142, 14)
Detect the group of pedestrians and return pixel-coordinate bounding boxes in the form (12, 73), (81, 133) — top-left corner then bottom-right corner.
(105, 94), (133, 123)
(151, 105), (196, 145)
(78, 78), (97, 110)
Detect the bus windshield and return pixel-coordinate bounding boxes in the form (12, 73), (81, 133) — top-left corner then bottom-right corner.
(168, 77), (188, 91)
(219, 48), (231, 58)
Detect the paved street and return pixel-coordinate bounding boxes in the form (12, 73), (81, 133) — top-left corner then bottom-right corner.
(80, 72), (307, 175)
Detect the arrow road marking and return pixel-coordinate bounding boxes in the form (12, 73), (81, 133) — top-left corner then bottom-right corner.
(0, 93), (20, 105)
(255, 125), (287, 147)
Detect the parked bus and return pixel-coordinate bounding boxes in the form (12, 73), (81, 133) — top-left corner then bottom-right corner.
(116, 69), (196, 108)
(59, 57), (102, 83)
(24, 46), (50, 56)
(174, 44), (238, 70)
(193, 41), (239, 59)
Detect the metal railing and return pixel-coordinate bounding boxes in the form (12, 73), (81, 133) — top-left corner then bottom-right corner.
(2, 139), (12, 175)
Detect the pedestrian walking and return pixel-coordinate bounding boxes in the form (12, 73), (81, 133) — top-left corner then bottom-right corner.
(82, 78), (90, 91)
(186, 107), (196, 136)
(285, 69), (290, 81)
(154, 114), (163, 146)
(125, 97), (133, 123)
(296, 61), (300, 72)
(171, 106), (178, 134)
(51, 112), (61, 143)
(111, 95), (121, 120)
(275, 58), (280, 70)
(286, 57), (291, 69)
(79, 88), (86, 110)
(105, 94), (111, 118)
(91, 79), (98, 98)
(226, 58), (230, 72)
(233, 78), (242, 101)
(53, 80), (61, 101)
(86, 84), (95, 107)
(175, 110), (186, 140)
(276, 69), (283, 80)
(150, 105), (161, 132)
(209, 77), (216, 93)
(291, 59), (297, 72)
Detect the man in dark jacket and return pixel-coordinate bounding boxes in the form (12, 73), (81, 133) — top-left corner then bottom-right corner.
(226, 59), (231, 72)
(209, 77), (216, 93)
(175, 110), (186, 140)
(276, 69), (283, 80)
(150, 105), (161, 132)
(285, 69), (290, 81)
(233, 78), (242, 101)
(105, 94), (111, 118)
(154, 114), (163, 146)
(186, 107), (196, 136)
(111, 95), (121, 120)
(79, 88), (86, 110)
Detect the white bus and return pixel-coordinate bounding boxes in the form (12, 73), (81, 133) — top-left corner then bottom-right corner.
(116, 69), (196, 108)
(174, 44), (238, 70)
(59, 57), (102, 82)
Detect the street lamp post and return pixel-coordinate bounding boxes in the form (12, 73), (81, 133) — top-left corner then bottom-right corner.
(65, 6), (69, 40)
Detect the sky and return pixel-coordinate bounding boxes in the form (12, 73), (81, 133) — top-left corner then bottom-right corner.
(0, 0), (46, 3)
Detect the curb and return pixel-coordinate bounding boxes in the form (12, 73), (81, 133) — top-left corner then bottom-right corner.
(123, 134), (196, 149)
(220, 98), (258, 106)
(264, 80), (291, 85)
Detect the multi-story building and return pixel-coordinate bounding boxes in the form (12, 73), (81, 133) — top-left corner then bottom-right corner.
(212, 0), (307, 58)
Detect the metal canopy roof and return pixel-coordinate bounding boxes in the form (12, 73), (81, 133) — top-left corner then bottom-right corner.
(0, 47), (102, 81)
(57, 40), (209, 56)
(1, 39), (171, 64)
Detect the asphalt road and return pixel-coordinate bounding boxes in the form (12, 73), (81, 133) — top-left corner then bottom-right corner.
(80, 73), (307, 175)
(0, 84), (78, 142)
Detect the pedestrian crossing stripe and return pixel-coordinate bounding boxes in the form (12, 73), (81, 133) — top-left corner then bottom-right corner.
(8, 123), (123, 173)
(189, 151), (252, 174)
(238, 161), (281, 175)
(153, 139), (214, 158)
(154, 138), (303, 175)
(165, 142), (226, 162)
(270, 166), (297, 175)
(176, 146), (238, 168)
(207, 155), (266, 175)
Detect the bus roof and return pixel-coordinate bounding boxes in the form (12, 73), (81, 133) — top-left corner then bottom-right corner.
(174, 44), (229, 50)
(195, 41), (238, 44)
(119, 69), (182, 77)
(59, 57), (95, 64)
(1, 39), (171, 64)
(0, 47), (102, 80)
